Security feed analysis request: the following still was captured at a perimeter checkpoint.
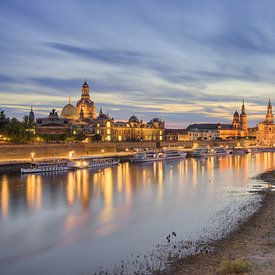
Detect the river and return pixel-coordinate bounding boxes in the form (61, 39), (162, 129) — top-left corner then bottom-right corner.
(0, 153), (275, 274)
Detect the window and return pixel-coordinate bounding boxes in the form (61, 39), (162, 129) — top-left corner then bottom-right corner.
(106, 121), (111, 127)
(107, 129), (111, 134)
(107, 135), (111, 141)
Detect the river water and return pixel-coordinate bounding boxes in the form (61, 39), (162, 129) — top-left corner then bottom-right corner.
(0, 153), (275, 274)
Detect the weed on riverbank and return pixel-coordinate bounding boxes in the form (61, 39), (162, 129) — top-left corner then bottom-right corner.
(217, 258), (251, 274)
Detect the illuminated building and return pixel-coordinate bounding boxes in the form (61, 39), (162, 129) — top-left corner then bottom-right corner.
(94, 109), (165, 141)
(36, 109), (71, 135)
(76, 81), (96, 120)
(165, 129), (189, 141)
(254, 99), (275, 145)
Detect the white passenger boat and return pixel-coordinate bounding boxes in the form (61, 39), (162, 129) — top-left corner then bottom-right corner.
(232, 148), (248, 155)
(213, 147), (229, 155)
(130, 150), (187, 163)
(67, 158), (120, 169)
(191, 148), (213, 158)
(21, 160), (69, 174)
(163, 149), (187, 159)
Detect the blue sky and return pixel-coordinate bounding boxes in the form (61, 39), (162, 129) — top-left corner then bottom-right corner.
(0, 0), (275, 127)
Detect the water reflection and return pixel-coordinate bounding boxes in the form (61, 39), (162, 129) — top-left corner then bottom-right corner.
(0, 153), (275, 274)
(1, 153), (275, 219)
(1, 176), (9, 217)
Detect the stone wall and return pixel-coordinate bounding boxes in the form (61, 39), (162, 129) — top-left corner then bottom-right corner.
(0, 142), (116, 161)
(0, 139), (257, 162)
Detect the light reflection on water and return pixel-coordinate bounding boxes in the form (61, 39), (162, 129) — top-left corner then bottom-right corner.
(0, 153), (275, 274)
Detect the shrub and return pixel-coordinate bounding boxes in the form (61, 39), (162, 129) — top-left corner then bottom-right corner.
(218, 258), (251, 274)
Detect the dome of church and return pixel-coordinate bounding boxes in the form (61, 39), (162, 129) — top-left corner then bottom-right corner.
(129, 115), (139, 123)
(61, 103), (79, 119)
(234, 110), (239, 117)
(152, 117), (160, 122)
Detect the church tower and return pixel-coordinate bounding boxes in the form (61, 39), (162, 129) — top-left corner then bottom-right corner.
(29, 106), (35, 124)
(240, 99), (248, 131)
(76, 81), (96, 120)
(265, 99), (274, 124)
(232, 110), (240, 129)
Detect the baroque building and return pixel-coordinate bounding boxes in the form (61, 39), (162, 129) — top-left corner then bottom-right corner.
(60, 81), (96, 121)
(93, 109), (165, 142)
(254, 99), (275, 145)
(36, 109), (71, 135)
(76, 81), (96, 120)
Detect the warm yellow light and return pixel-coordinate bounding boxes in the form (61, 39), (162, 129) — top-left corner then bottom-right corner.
(118, 135), (122, 141)
(68, 150), (75, 159)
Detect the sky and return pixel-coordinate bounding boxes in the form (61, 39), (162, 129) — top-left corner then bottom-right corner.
(0, 0), (275, 128)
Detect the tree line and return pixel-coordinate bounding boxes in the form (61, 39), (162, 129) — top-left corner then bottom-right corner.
(0, 109), (87, 143)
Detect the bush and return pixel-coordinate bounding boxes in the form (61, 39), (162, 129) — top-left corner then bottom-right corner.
(218, 258), (251, 274)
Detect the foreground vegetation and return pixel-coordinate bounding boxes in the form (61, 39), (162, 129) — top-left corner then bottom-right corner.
(217, 258), (251, 274)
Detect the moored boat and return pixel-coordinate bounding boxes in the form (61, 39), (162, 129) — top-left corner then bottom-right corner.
(130, 150), (187, 163)
(191, 147), (213, 158)
(67, 158), (120, 169)
(232, 147), (248, 155)
(213, 147), (230, 155)
(21, 160), (69, 174)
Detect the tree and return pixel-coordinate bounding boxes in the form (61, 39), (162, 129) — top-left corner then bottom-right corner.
(0, 109), (9, 134)
(93, 134), (102, 141)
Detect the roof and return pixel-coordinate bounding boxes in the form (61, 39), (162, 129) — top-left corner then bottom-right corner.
(186, 123), (232, 131)
(165, 128), (189, 135)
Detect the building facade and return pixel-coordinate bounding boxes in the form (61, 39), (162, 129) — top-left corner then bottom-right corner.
(254, 99), (275, 145)
(93, 110), (165, 142)
(36, 109), (71, 135)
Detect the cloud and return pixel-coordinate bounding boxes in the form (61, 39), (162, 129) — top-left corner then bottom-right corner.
(1, 0), (275, 127)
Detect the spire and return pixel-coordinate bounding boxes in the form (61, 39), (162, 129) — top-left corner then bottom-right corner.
(268, 98), (272, 106)
(68, 96), (71, 104)
(241, 98), (246, 114)
(99, 107), (103, 115)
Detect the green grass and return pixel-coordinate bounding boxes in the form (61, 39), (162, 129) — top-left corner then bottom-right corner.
(217, 258), (251, 274)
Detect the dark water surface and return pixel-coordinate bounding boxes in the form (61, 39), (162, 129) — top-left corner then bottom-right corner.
(1, 153), (275, 274)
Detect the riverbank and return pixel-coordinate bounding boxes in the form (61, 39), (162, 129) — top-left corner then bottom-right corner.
(164, 170), (275, 274)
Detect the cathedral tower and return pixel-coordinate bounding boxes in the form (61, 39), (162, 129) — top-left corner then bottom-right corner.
(240, 99), (248, 131)
(265, 99), (274, 124)
(76, 81), (96, 120)
(232, 110), (240, 129)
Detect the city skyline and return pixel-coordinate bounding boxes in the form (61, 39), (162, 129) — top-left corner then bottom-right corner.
(1, 0), (275, 127)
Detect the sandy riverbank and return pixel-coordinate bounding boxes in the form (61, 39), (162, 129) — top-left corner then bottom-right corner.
(163, 170), (275, 274)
